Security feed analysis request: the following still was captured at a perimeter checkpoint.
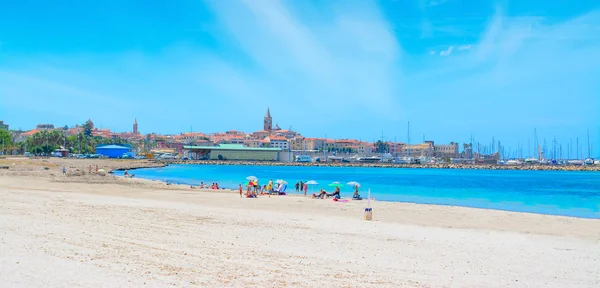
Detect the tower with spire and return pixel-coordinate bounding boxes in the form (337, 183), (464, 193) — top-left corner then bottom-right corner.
(264, 108), (272, 133)
(133, 118), (139, 134)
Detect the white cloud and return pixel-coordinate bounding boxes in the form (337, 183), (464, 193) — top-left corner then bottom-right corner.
(205, 0), (404, 119)
(439, 46), (454, 56)
(458, 45), (472, 50)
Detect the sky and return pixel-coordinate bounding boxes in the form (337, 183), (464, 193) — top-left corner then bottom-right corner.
(1, 0), (599, 157)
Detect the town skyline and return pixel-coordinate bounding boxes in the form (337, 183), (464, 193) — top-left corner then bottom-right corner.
(2, 106), (597, 159)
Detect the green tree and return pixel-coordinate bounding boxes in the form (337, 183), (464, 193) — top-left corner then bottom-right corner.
(0, 130), (13, 154)
(83, 120), (93, 137)
(375, 140), (387, 153)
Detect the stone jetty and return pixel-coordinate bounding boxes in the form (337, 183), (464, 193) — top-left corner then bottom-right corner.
(151, 159), (600, 172)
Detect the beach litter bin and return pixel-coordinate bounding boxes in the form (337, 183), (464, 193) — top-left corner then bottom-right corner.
(364, 207), (372, 221)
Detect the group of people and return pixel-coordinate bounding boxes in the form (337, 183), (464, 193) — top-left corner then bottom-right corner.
(311, 185), (362, 200)
(191, 182), (221, 189)
(294, 181), (309, 195)
(240, 179), (287, 198)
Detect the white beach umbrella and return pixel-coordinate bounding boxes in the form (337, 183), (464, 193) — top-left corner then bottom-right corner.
(276, 179), (288, 185)
(305, 180), (318, 185)
(246, 176), (258, 181)
(347, 181), (361, 187)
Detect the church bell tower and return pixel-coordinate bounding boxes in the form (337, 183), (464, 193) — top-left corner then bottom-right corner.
(264, 108), (272, 133)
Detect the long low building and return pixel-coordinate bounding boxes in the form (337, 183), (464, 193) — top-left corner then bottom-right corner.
(183, 144), (282, 161)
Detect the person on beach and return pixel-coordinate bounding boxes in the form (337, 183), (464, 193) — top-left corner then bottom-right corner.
(62, 166), (66, 176)
(295, 182), (300, 192)
(312, 189), (327, 199)
(124, 170), (129, 176)
(267, 180), (273, 193)
(238, 184), (243, 198)
(299, 181), (304, 192)
(95, 165), (98, 174)
(352, 186), (362, 200)
(253, 180), (259, 194)
(303, 183), (308, 196)
(330, 187), (341, 199)
(88, 165), (92, 174)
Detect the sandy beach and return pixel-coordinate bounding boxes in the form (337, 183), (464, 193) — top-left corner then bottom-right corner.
(1, 158), (599, 287)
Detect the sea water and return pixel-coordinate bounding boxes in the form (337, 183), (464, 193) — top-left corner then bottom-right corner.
(114, 164), (600, 219)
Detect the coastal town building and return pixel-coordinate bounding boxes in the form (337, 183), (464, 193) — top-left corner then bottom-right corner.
(266, 136), (290, 151)
(433, 142), (460, 158)
(0, 120), (8, 130)
(264, 108), (272, 133)
(184, 144), (281, 161)
(133, 118), (139, 135)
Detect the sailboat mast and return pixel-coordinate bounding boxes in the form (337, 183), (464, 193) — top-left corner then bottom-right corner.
(587, 129), (591, 158)
(407, 121), (410, 158)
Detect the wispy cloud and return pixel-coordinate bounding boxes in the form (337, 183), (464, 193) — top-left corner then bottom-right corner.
(204, 0), (404, 126)
(458, 45), (472, 50)
(439, 46), (454, 56)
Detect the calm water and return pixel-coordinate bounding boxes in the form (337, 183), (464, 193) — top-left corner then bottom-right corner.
(115, 164), (600, 218)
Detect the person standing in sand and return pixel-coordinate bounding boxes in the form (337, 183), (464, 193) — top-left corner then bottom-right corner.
(62, 166), (66, 176)
(238, 184), (243, 198)
(295, 182), (300, 192)
(303, 183), (308, 196)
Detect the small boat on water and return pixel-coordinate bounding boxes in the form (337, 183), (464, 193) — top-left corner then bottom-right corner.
(505, 159), (522, 165)
(568, 160), (585, 165)
(524, 158), (539, 164)
(584, 158), (594, 165)
(357, 156), (381, 162)
(395, 157), (412, 164)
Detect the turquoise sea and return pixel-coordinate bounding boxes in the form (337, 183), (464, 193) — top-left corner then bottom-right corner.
(115, 164), (600, 219)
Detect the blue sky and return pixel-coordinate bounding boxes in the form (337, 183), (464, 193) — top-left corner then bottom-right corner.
(1, 0), (599, 157)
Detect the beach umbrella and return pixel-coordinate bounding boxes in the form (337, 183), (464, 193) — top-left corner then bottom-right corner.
(246, 176), (258, 181)
(305, 180), (318, 185)
(346, 181), (361, 187)
(275, 179), (288, 185)
(328, 182), (344, 187)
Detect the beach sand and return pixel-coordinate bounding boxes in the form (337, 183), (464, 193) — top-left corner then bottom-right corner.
(1, 158), (599, 287)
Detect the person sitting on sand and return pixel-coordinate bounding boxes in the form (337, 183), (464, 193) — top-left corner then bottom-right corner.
(352, 186), (362, 200)
(330, 187), (341, 199)
(312, 189), (328, 199)
(246, 189), (257, 198)
(215, 183), (220, 189)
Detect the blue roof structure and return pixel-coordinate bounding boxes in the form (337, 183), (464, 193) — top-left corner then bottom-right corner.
(97, 144), (130, 149)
